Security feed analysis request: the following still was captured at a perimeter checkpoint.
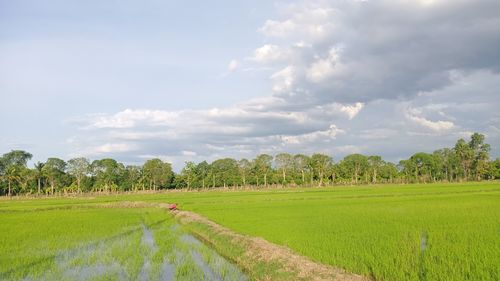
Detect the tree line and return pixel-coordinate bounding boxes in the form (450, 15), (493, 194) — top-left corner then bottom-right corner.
(0, 133), (498, 196)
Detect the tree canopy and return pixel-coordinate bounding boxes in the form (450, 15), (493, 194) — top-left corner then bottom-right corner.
(0, 133), (498, 196)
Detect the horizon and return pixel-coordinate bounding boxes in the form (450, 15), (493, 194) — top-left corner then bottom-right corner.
(1, 0), (500, 171)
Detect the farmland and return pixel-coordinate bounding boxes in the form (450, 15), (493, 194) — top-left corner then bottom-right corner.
(0, 203), (246, 280)
(1, 181), (499, 280)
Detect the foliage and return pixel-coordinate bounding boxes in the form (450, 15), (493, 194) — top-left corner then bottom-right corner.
(0, 133), (498, 195)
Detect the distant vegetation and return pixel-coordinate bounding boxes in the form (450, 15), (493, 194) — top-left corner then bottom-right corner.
(0, 133), (498, 196)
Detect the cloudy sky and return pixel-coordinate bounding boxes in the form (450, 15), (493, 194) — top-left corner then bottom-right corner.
(1, 0), (499, 170)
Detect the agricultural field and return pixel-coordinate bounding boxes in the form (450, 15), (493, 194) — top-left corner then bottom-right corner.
(1, 181), (499, 280)
(0, 203), (246, 280)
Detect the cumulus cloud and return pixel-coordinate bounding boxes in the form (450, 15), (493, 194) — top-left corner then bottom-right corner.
(252, 45), (290, 63)
(255, 0), (500, 104)
(406, 112), (455, 131)
(270, 66), (297, 94)
(281, 124), (344, 145)
(87, 109), (180, 129)
(306, 47), (342, 82)
(66, 0), (500, 168)
(316, 102), (364, 120)
(259, 7), (335, 40)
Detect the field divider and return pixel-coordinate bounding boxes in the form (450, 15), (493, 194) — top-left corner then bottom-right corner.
(173, 210), (372, 281)
(44, 200), (371, 280)
(2, 200), (372, 280)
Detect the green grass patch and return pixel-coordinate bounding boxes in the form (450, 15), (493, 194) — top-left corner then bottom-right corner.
(1, 181), (499, 280)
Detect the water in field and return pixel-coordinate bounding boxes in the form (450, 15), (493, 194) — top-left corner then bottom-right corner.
(22, 221), (246, 281)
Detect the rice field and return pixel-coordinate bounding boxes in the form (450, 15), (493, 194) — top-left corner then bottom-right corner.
(174, 182), (500, 281)
(1, 181), (499, 280)
(0, 204), (246, 280)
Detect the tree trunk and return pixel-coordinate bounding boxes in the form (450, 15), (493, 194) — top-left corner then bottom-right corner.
(264, 174), (267, 187)
(8, 180), (11, 197)
(38, 178), (41, 194)
(77, 177), (81, 193)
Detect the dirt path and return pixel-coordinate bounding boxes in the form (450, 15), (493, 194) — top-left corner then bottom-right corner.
(75, 201), (369, 280)
(174, 210), (370, 281)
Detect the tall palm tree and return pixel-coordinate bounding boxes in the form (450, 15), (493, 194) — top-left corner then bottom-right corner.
(34, 162), (45, 195)
(5, 166), (20, 196)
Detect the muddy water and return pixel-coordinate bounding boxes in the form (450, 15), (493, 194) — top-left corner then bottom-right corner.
(139, 225), (157, 281)
(181, 233), (247, 281)
(29, 223), (246, 281)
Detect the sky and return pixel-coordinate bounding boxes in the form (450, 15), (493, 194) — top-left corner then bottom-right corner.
(1, 0), (499, 170)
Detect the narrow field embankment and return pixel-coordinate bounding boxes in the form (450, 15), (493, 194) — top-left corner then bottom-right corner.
(174, 210), (370, 281)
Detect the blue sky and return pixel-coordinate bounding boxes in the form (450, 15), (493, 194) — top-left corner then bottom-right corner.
(1, 0), (500, 170)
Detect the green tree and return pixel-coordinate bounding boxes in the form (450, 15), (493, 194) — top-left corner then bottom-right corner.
(142, 158), (173, 190)
(275, 153), (293, 185)
(237, 159), (251, 187)
(1, 150), (33, 196)
(42, 158), (67, 195)
(254, 154), (273, 187)
(409, 152), (435, 183)
(181, 161), (196, 189)
(454, 138), (474, 181)
(34, 162), (45, 194)
(91, 159), (124, 192)
(211, 158), (239, 188)
(490, 158), (500, 179)
(469, 133), (491, 180)
(195, 161), (210, 189)
(122, 165), (143, 191)
(293, 154), (310, 184)
(67, 157), (90, 193)
(341, 154), (368, 184)
(310, 153), (332, 186)
(367, 155), (383, 183)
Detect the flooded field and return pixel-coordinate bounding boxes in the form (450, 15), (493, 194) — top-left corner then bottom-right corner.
(0, 206), (246, 281)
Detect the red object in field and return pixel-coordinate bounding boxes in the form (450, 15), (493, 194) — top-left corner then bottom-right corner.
(168, 203), (177, 210)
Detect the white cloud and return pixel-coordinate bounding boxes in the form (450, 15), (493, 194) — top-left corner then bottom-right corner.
(271, 66), (296, 94)
(339, 102), (364, 120)
(259, 19), (296, 37)
(228, 59), (238, 72)
(252, 44), (290, 63)
(96, 143), (135, 153)
(406, 112), (455, 131)
(70, 143), (137, 158)
(316, 102), (364, 119)
(88, 109), (180, 129)
(65, 1), (500, 167)
(281, 124), (344, 144)
(258, 7), (335, 40)
(306, 47), (342, 82)
(249, 0), (500, 104)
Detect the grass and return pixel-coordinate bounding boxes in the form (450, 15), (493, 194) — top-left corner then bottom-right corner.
(1, 181), (499, 280)
(0, 202), (246, 280)
(174, 182), (500, 281)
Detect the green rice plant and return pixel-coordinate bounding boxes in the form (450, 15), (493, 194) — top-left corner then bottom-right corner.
(1, 181), (498, 280)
